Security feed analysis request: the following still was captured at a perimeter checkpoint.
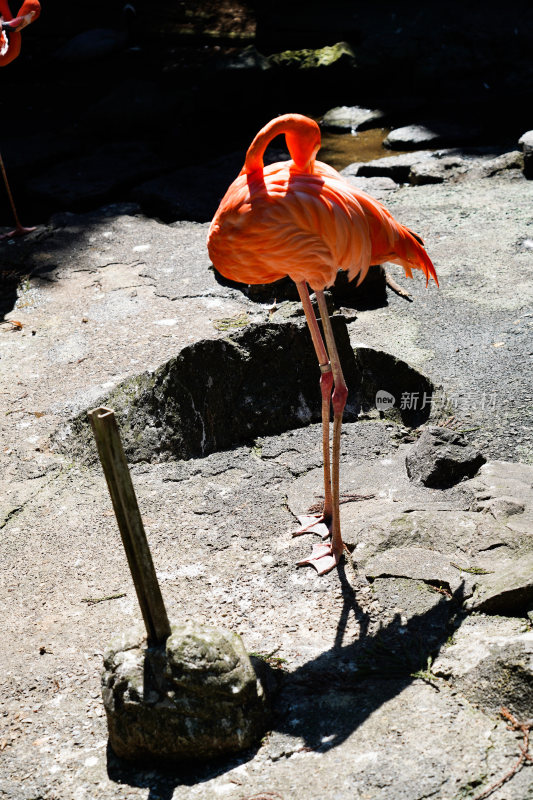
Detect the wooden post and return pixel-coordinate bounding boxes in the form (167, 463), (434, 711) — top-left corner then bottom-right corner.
(88, 406), (171, 646)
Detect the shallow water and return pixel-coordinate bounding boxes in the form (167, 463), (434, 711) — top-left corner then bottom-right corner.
(318, 128), (405, 171)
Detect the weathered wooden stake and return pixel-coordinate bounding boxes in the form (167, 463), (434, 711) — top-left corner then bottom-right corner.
(89, 406), (171, 646)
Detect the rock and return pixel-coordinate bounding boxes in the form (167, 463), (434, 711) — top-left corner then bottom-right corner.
(468, 461), (533, 534)
(54, 27), (130, 62)
(433, 616), (533, 718)
(483, 495), (525, 520)
(408, 151), (524, 185)
(342, 151), (435, 182)
(466, 554), (533, 614)
(354, 346), (436, 427)
(215, 45), (270, 73)
(477, 150), (524, 177)
(0, 131), (83, 175)
(133, 147), (290, 224)
(133, 154), (244, 223)
(406, 427), (486, 488)
(384, 125), (443, 150)
(342, 175), (398, 198)
(518, 130), (533, 178)
(65, 319), (362, 463)
(320, 105), (386, 133)
(79, 80), (180, 135)
(268, 41), (356, 70)
(27, 142), (168, 214)
(365, 547), (471, 595)
(102, 623), (271, 762)
(269, 291), (334, 322)
(348, 147), (523, 188)
(384, 123), (481, 151)
(409, 156), (471, 185)
(346, 148), (523, 186)
(366, 577), (457, 668)
(235, 265), (386, 307)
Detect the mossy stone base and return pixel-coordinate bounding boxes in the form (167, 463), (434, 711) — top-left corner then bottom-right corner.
(102, 623), (271, 762)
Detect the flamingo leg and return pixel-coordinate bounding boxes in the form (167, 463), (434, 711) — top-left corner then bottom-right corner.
(293, 281), (333, 540)
(0, 150), (35, 240)
(297, 289), (348, 575)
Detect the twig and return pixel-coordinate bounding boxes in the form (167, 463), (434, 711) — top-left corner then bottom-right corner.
(307, 493), (374, 513)
(82, 593), (126, 606)
(249, 646), (287, 668)
(240, 793), (284, 800)
(339, 493), (375, 505)
(471, 707), (533, 800)
(438, 415), (457, 428)
(428, 583), (452, 598)
(450, 562), (493, 575)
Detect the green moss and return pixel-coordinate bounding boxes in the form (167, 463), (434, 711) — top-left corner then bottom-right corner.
(213, 314), (249, 331)
(269, 42), (356, 70)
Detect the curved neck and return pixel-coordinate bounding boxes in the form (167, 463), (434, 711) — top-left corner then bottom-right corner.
(243, 113), (321, 175)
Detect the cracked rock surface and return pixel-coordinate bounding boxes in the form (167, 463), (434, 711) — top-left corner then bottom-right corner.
(1, 173), (533, 799)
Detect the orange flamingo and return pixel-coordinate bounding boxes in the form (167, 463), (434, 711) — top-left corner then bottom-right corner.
(207, 114), (438, 575)
(0, 0), (40, 239)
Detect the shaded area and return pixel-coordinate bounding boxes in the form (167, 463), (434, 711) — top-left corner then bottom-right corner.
(355, 345), (436, 428)
(62, 319), (434, 463)
(212, 262), (389, 310)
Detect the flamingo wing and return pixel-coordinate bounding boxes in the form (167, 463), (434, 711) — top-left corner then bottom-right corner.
(208, 161), (374, 290)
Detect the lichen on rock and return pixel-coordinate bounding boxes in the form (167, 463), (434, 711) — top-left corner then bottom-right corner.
(102, 622), (271, 762)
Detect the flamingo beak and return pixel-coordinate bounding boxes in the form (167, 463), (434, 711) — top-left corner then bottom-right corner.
(2, 9), (36, 32)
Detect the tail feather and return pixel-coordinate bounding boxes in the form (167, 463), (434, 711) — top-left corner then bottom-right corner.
(373, 220), (438, 288)
(396, 225), (438, 287)
(350, 189), (438, 288)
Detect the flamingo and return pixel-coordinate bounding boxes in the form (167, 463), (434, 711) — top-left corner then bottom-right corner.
(207, 114), (438, 575)
(0, 0), (40, 239)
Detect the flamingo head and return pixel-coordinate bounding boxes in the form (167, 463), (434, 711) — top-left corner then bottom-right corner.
(2, 0), (40, 32)
(285, 116), (321, 173)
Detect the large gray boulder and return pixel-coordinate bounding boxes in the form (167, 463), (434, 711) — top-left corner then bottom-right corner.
(434, 616), (533, 719)
(384, 125), (444, 150)
(102, 623), (271, 763)
(409, 150), (524, 185)
(384, 123), (481, 151)
(406, 426), (486, 488)
(466, 554), (533, 615)
(342, 150), (435, 182)
(320, 105), (386, 133)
